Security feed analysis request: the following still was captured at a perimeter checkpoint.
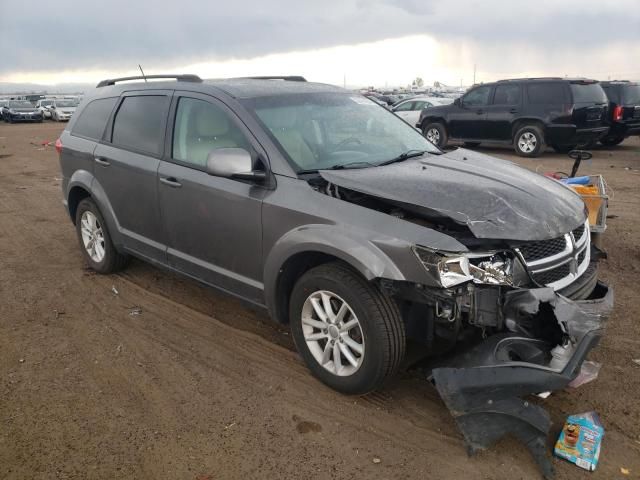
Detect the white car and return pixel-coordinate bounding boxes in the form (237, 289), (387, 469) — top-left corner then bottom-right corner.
(392, 96), (454, 126)
(35, 99), (55, 119)
(50, 99), (78, 122)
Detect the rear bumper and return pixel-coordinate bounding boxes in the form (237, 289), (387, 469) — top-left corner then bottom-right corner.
(608, 121), (640, 138)
(431, 281), (613, 479)
(546, 125), (609, 145)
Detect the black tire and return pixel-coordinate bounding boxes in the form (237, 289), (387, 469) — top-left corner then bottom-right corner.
(463, 142), (481, 148)
(599, 135), (625, 147)
(513, 125), (544, 157)
(551, 144), (577, 154)
(422, 122), (448, 148)
(289, 262), (405, 395)
(75, 198), (129, 274)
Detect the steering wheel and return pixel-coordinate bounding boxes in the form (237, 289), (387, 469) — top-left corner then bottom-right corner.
(568, 150), (593, 161)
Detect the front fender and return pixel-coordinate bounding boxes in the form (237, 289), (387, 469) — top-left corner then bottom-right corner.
(263, 224), (409, 319)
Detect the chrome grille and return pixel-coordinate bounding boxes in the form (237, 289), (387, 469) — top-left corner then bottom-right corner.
(518, 236), (566, 262)
(515, 220), (590, 289)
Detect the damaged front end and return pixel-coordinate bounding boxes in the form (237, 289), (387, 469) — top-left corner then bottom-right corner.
(383, 234), (613, 478)
(430, 283), (613, 479)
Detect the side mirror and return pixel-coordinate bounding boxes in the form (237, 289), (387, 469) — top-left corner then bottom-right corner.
(453, 98), (461, 107)
(206, 148), (266, 182)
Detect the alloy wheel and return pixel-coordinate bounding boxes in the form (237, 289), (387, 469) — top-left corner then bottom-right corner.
(518, 132), (537, 153)
(300, 290), (365, 377)
(426, 128), (440, 145)
(80, 211), (106, 263)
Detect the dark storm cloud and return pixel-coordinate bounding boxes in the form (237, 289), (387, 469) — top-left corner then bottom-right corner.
(1, 0), (638, 74)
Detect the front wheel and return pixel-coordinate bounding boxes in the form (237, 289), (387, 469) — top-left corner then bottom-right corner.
(514, 125), (544, 157)
(289, 263), (405, 395)
(422, 122), (448, 148)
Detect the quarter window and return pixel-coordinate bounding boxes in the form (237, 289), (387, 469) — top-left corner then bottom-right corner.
(71, 97), (118, 141)
(111, 96), (170, 155)
(463, 86), (492, 106)
(493, 85), (521, 105)
(172, 97), (250, 168)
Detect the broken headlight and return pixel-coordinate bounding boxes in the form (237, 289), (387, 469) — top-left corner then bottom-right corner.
(413, 247), (514, 287)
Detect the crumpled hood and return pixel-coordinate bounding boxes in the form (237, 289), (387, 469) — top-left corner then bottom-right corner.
(319, 148), (586, 241)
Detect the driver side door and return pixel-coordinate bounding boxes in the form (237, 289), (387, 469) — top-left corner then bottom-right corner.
(448, 86), (492, 139)
(158, 92), (269, 304)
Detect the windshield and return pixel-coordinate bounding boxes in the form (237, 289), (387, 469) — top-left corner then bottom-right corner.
(245, 93), (439, 172)
(9, 100), (33, 108)
(56, 100), (77, 107)
(570, 83), (607, 104)
(41, 100), (53, 106)
(622, 85), (640, 104)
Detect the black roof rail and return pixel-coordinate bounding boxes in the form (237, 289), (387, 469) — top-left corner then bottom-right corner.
(96, 74), (203, 88)
(244, 76), (307, 82)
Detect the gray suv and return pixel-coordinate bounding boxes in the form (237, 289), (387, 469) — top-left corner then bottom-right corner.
(57, 74), (612, 476)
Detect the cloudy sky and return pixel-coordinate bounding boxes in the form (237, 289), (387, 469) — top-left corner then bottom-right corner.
(1, 0), (639, 88)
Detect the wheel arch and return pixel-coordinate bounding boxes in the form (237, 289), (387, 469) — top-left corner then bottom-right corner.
(511, 118), (546, 142)
(419, 115), (447, 131)
(263, 226), (407, 324)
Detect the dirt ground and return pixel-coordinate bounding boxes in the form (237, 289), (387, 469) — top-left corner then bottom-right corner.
(0, 121), (639, 480)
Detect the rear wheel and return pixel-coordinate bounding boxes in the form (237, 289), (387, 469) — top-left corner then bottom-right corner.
(599, 135), (625, 147)
(422, 122), (448, 148)
(514, 125), (544, 157)
(289, 262), (405, 395)
(75, 198), (129, 274)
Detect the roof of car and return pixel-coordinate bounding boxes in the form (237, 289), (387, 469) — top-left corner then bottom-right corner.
(91, 75), (346, 100)
(206, 78), (345, 98)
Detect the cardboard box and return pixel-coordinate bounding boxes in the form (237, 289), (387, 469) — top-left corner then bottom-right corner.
(554, 412), (604, 471)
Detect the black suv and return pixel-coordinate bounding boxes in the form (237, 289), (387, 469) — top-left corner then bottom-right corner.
(417, 78), (610, 157)
(599, 80), (640, 146)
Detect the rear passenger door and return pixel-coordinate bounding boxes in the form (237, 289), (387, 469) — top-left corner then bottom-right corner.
(157, 92), (267, 304)
(485, 83), (522, 140)
(93, 90), (172, 261)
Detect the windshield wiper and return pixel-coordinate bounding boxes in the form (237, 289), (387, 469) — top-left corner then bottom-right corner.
(378, 149), (429, 166)
(328, 161), (376, 170)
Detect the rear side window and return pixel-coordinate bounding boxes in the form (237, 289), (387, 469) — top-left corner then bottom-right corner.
(493, 84), (521, 105)
(111, 96), (170, 155)
(71, 97), (118, 140)
(570, 83), (607, 104)
(526, 83), (567, 104)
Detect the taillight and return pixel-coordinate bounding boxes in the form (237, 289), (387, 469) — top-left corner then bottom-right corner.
(55, 138), (63, 154)
(613, 105), (623, 121)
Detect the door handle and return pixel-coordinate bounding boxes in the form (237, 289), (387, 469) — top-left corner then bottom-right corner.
(160, 177), (182, 188)
(509, 108), (518, 113)
(94, 157), (110, 166)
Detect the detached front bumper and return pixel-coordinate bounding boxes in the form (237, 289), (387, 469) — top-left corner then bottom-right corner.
(431, 281), (613, 479)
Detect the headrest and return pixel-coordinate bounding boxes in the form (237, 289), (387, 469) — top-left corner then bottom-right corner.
(195, 106), (229, 137)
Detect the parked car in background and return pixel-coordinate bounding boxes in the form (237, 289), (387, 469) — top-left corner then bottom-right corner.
(599, 81), (640, 146)
(417, 78), (610, 157)
(50, 99), (79, 121)
(1, 99), (43, 123)
(392, 96), (453, 126)
(363, 92), (394, 106)
(35, 99), (55, 119)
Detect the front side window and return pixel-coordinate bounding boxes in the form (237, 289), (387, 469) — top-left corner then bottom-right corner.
(463, 86), (492, 107)
(172, 97), (250, 168)
(244, 93), (440, 172)
(394, 101), (414, 112)
(111, 95), (170, 155)
(493, 84), (521, 105)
